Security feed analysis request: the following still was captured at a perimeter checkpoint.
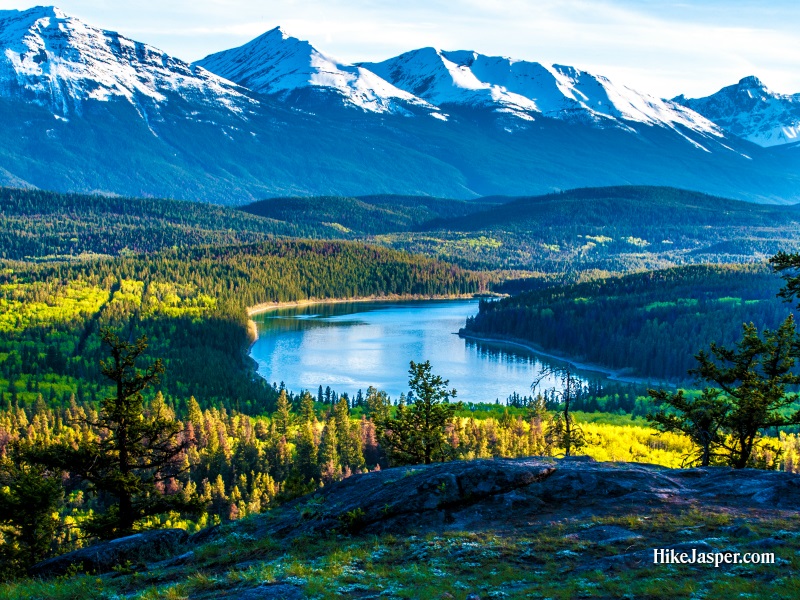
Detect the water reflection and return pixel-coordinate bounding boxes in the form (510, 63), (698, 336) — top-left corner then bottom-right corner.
(250, 300), (604, 403)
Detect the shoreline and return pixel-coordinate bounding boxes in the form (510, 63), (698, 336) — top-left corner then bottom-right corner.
(246, 292), (503, 347)
(246, 293), (500, 317)
(458, 331), (672, 387)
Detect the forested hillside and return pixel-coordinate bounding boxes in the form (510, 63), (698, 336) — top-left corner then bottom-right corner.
(241, 194), (501, 237)
(462, 263), (791, 381)
(7, 186), (800, 281)
(0, 188), (325, 259)
(0, 240), (486, 415)
(0, 187), (509, 261)
(387, 186), (800, 273)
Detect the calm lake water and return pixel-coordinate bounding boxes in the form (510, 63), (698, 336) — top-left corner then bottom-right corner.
(249, 299), (603, 403)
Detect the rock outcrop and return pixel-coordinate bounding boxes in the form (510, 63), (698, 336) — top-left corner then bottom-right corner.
(30, 528), (189, 578)
(30, 458), (800, 578)
(253, 457), (800, 539)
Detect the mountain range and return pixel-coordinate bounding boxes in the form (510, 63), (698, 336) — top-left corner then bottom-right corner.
(675, 76), (800, 148)
(0, 6), (798, 204)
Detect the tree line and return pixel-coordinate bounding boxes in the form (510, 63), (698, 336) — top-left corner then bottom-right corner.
(463, 263), (788, 381)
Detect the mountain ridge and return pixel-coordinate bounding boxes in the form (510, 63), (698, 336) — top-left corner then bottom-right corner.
(362, 48), (723, 137)
(196, 26), (438, 116)
(675, 75), (800, 147)
(0, 6), (798, 204)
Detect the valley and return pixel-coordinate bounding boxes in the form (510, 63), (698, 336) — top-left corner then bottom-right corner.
(2, 181), (800, 597)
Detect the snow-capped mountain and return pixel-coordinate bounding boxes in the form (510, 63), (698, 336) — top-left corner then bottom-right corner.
(196, 27), (436, 115)
(0, 7), (797, 204)
(362, 49), (721, 137)
(675, 77), (800, 147)
(0, 6), (251, 118)
(196, 28), (721, 140)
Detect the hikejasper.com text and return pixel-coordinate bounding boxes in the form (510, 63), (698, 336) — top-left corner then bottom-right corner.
(653, 548), (775, 568)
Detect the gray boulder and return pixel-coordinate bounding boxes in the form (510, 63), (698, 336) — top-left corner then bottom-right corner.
(30, 457), (800, 579)
(30, 528), (189, 578)
(230, 583), (304, 599)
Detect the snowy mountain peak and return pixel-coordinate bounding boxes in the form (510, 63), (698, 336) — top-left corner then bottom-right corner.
(363, 49), (721, 137)
(250, 26), (308, 49)
(676, 76), (800, 147)
(196, 28), (437, 115)
(737, 75), (767, 91)
(1, 5), (68, 20)
(270, 25), (293, 40)
(0, 5), (250, 117)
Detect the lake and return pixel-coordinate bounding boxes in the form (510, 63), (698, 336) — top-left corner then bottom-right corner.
(249, 299), (605, 403)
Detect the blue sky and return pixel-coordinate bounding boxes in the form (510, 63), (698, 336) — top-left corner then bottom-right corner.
(1, 1), (798, 98)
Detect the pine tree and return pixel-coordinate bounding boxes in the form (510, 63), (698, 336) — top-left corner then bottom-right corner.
(30, 329), (197, 538)
(319, 418), (342, 483)
(647, 388), (727, 466)
(375, 361), (460, 465)
(299, 391), (316, 423)
(294, 420), (319, 483)
(210, 474), (228, 517)
(365, 386), (391, 422)
(187, 396), (203, 429)
(273, 389), (292, 435)
(334, 397), (365, 473)
(690, 317), (800, 468)
(0, 447), (63, 577)
(536, 367), (586, 457)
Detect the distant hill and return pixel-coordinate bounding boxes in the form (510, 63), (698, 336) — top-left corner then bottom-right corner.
(0, 187), (510, 260)
(0, 187), (306, 260)
(240, 194), (502, 237)
(391, 186), (800, 273)
(5, 185), (800, 278)
(430, 186), (800, 231)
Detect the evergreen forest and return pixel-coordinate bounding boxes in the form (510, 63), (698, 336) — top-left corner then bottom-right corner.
(3, 183), (800, 585)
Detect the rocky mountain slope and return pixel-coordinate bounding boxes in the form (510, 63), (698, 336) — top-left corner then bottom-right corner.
(676, 76), (800, 147)
(0, 6), (251, 119)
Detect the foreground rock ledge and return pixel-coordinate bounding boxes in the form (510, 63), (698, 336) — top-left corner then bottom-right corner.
(30, 528), (188, 578)
(255, 456), (800, 538)
(31, 457), (800, 577)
